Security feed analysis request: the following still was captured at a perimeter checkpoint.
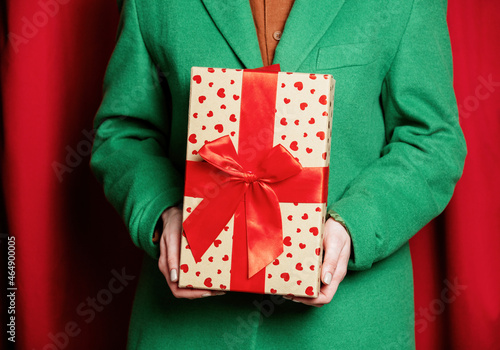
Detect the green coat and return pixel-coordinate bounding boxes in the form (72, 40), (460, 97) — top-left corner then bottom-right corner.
(91, 0), (466, 348)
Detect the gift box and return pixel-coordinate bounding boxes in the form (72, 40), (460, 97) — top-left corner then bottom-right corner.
(178, 65), (335, 298)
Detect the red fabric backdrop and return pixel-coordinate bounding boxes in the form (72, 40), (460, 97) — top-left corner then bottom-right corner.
(1, 1), (499, 349)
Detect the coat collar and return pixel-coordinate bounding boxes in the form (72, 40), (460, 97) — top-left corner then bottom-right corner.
(201, 0), (346, 71)
(273, 0), (346, 71)
(201, 0), (263, 68)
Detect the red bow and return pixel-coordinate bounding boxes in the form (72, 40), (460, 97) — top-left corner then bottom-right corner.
(182, 135), (303, 278)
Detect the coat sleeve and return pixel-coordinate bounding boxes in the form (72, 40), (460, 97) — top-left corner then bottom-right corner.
(90, 0), (183, 259)
(329, 0), (466, 270)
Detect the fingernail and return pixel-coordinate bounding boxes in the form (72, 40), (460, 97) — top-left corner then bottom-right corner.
(201, 292), (226, 298)
(324, 272), (332, 285)
(170, 269), (178, 283)
(292, 299), (301, 303)
(283, 296), (292, 300)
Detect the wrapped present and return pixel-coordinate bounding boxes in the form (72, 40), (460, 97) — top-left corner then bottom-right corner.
(178, 65), (335, 298)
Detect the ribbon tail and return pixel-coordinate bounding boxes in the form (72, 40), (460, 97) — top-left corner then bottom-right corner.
(245, 182), (284, 278)
(183, 181), (248, 262)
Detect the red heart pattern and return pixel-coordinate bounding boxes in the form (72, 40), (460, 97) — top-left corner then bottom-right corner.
(273, 71), (333, 170)
(280, 273), (290, 282)
(214, 124), (224, 133)
(283, 236), (292, 246)
(264, 203), (326, 298)
(319, 95), (328, 105)
(216, 89), (225, 98)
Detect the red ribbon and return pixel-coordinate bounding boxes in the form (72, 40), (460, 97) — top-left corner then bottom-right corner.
(183, 135), (302, 278)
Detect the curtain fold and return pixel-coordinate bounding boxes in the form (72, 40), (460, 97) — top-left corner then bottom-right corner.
(1, 0), (498, 349)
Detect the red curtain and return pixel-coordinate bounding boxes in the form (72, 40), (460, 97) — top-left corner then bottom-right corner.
(1, 1), (499, 349)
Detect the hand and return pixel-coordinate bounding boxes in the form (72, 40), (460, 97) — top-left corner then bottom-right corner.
(157, 206), (225, 299)
(285, 217), (351, 307)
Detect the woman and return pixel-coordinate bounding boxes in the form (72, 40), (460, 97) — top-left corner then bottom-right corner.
(91, 0), (466, 348)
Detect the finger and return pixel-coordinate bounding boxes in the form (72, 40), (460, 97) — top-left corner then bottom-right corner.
(329, 238), (350, 288)
(158, 230), (169, 278)
(165, 218), (181, 282)
(168, 281), (226, 299)
(164, 210), (182, 282)
(321, 221), (346, 286)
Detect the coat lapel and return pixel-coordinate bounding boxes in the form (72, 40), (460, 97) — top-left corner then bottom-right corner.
(201, 0), (263, 68)
(273, 0), (346, 71)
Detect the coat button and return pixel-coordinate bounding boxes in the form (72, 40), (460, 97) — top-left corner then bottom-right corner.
(273, 31), (282, 41)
